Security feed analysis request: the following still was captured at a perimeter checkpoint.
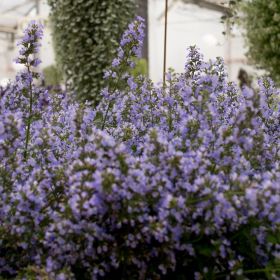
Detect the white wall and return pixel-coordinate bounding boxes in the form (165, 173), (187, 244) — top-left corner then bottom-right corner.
(0, 0), (55, 86)
(0, 0), (260, 86)
(148, 0), (256, 83)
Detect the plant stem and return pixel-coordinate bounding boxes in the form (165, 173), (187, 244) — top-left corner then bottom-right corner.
(101, 46), (137, 130)
(24, 66), (33, 160)
(101, 76), (122, 130)
(101, 101), (112, 130)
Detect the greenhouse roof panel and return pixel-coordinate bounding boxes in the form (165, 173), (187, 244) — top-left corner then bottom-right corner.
(0, 0), (35, 27)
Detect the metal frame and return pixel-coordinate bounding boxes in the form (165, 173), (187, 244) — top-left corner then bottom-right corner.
(183, 0), (231, 15)
(160, 0), (232, 81)
(158, 0), (231, 20)
(0, 0), (40, 35)
(0, 25), (17, 34)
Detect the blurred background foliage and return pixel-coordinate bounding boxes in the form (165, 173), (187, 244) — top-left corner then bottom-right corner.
(241, 0), (280, 84)
(131, 58), (148, 77)
(47, 0), (137, 105)
(45, 0), (280, 95)
(42, 65), (63, 87)
(227, 0), (280, 84)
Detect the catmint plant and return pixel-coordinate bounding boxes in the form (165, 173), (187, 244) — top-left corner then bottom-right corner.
(15, 21), (43, 160)
(1, 18), (280, 280)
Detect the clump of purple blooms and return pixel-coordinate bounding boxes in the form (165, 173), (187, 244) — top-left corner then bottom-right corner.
(1, 18), (280, 279)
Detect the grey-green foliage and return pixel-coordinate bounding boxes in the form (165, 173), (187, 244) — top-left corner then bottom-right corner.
(131, 58), (148, 77)
(43, 65), (63, 86)
(47, 0), (136, 105)
(233, 0), (280, 83)
(243, 0), (280, 83)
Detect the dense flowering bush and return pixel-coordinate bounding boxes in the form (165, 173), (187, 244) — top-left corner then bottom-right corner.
(1, 18), (280, 279)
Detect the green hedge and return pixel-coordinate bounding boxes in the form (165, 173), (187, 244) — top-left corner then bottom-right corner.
(48, 0), (136, 105)
(241, 0), (280, 83)
(227, 0), (280, 83)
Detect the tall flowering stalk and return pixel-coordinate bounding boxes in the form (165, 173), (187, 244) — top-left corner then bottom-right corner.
(101, 16), (145, 130)
(16, 21), (43, 160)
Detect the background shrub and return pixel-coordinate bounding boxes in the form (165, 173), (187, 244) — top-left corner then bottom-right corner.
(47, 0), (136, 105)
(227, 0), (280, 83)
(42, 65), (63, 87)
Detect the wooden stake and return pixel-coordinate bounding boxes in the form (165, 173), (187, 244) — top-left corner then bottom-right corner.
(163, 0), (168, 85)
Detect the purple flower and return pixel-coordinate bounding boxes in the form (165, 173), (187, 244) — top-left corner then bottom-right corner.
(1, 18), (280, 280)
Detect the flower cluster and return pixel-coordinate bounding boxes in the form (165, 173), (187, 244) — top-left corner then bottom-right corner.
(1, 18), (280, 280)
